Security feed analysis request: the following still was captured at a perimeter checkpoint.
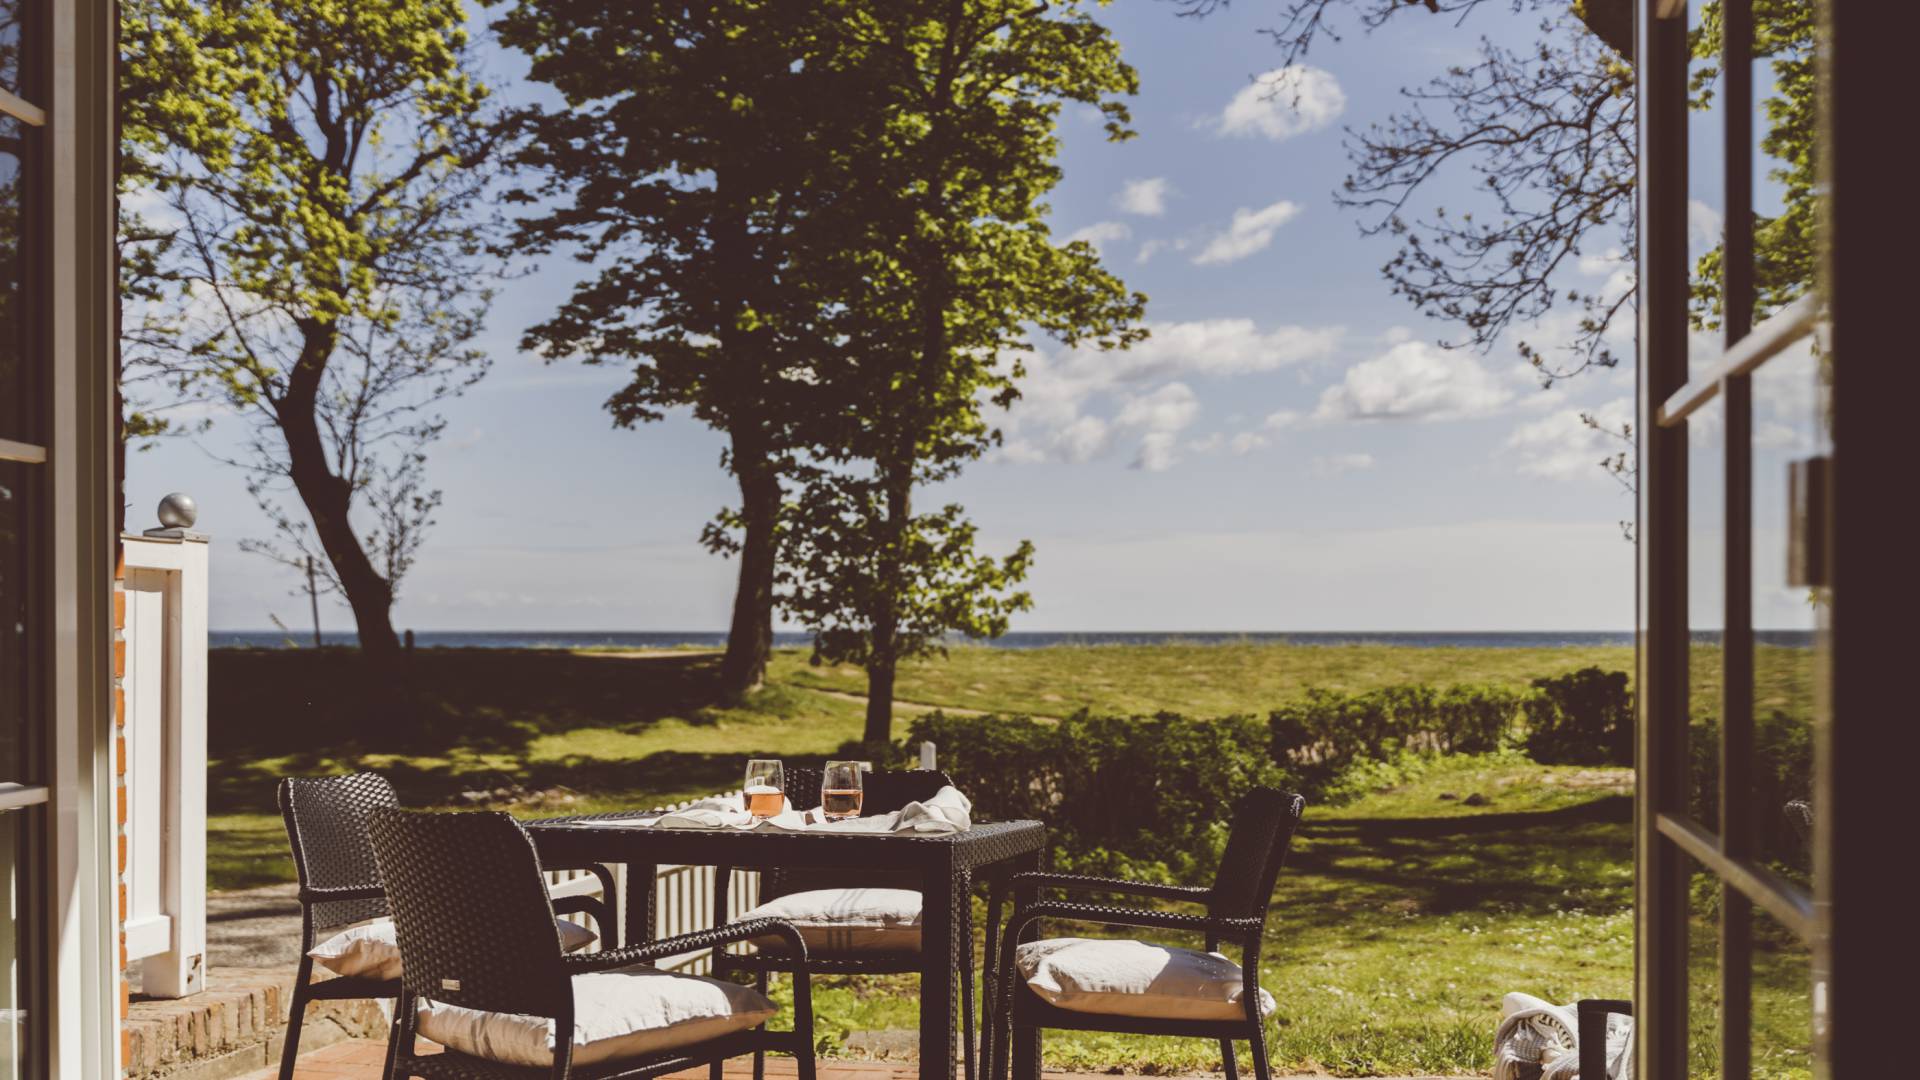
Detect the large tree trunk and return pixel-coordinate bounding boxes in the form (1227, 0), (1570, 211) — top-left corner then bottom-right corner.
(863, 648), (896, 750)
(277, 330), (401, 665)
(861, 462), (912, 749)
(720, 428), (780, 699)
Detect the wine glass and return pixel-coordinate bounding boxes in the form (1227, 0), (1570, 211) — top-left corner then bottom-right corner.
(821, 760), (865, 821)
(743, 759), (785, 820)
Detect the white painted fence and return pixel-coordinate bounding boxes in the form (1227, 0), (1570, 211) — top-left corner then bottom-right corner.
(120, 532), (210, 998)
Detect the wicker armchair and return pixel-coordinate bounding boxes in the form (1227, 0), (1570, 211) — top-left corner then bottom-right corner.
(368, 808), (815, 1080)
(711, 768), (964, 1080)
(989, 788), (1306, 1080)
(277, 774), (618, 1080)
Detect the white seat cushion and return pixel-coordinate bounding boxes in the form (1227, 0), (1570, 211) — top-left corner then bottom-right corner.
(1016, 937), (1276, 1021)
(309, 917), (596, 981)
(739, 888), (922, 953)
(416, 964), (776, 1067)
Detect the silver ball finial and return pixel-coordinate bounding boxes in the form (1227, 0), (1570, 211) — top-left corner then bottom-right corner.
(157, 492), (199, 530)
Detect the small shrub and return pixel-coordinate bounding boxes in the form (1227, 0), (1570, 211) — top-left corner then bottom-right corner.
(905, 709), (1285, 884)
(1266, 682), (1527, 797)
(1524, 667), (1633, 766)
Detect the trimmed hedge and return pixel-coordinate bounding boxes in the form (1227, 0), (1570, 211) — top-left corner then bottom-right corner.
(1524, 667), (1634, 766)
(908, 670), (1640, 882)
(1267, 683), (1523, 792)
(905, 710), (1284, 884)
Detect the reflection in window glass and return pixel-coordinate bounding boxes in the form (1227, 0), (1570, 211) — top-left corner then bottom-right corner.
(1750, 905), (1813, 1080)
(0, 0), (18, 98)
(0, 461), (22, 781)
(1748, 5), (1819, 322)
(1751, 347), (1821, 881)
(0, 114), (23, 445)
(1, 812), (21, 1080)
(1686, 394), (1725, 830)
(1687, 864), (1722, 1078)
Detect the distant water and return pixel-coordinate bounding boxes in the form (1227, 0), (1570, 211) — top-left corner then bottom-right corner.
(209, 629), (1817, 650)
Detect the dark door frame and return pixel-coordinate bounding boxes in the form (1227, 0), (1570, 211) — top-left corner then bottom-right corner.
(1634, 1), (1920, 1077)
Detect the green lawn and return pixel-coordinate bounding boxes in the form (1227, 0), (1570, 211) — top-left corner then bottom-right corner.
(770, 641), (1635, 718)
(207, 641), (1814, 1077)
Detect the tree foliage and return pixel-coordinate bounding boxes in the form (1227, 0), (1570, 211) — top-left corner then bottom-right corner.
(772, 0), (1147, 745)
(1182, 0), (1816, 500)
(120, 0), (506, 657)
(493, 0), (868, 697)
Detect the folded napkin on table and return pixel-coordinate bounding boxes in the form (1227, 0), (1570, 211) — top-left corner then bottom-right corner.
(773, 785), (973, 835)
(656, 795), (782, 830)
(897, 785), (972, 833)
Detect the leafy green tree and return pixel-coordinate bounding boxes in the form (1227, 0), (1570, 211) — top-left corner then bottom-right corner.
(119, 0), (506, 662)
(493, 0), (867, 698)
(781, 0), (1147, 747)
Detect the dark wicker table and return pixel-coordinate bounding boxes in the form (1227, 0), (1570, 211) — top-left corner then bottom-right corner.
(523, 814), (1047, 1080)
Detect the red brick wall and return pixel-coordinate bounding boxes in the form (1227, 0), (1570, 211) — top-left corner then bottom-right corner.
(113, 551), (130, 1071)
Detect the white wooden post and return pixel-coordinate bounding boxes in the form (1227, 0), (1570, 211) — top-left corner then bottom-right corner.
(120, 528), (209, 998)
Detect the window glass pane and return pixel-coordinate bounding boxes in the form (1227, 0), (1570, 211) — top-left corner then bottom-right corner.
(1751, 903), (1814, 1080)
(1750, 346), (1821, 881)
(1687, 392), (1725, 832)
(0, 0), (19, 99)
(1, 811), (23, 1080)
(0, 113), (26, 445)
(1749, 3), (1818, 322)
(0, 460), (24, 780)
(1687, 863), (1723, 1078)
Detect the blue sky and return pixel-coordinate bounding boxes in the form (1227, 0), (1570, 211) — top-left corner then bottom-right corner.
(127, 0), (1816, 634)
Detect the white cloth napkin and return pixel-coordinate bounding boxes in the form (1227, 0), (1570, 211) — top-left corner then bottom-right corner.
(616, 786), (972, 834)
(897, 785), (973, 834)
(765, 785), (973, 834)
(655, 795), (786, 830)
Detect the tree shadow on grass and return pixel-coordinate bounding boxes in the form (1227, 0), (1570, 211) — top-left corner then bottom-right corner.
(214, 648), (732, 749)
(210, 648), (741, 810)
(1273, 796), (1634, 927)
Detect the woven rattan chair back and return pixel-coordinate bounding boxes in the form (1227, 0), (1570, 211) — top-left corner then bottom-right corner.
(1204, 787), (1306, 923)
(278, 771), (400, 936)
(761, 768), (953, 900)
(367, 808), (571, 1018)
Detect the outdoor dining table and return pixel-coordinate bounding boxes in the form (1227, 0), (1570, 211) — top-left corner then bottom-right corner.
(522, 811), (1048, 1080)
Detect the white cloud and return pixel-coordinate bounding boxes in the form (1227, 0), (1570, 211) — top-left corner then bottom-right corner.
(1116, 382), (1202, 432)
(1310, 452), (1375, 476)
(996, 319), (1342, 469)
(1192, 200), (1302, 265)
(1134, 432), (1182, 472)
(1230, 432), (1269, 455)
(1263, 409), (1301, 431)
(1216, 66), (1347, 141)
(1689, 199), (1724, 253)
(1114, 178), (1173, 217)
(1016, 520), (1635, 632)
(1312, 342), (1515, 422)
(1116, 384), (1202, 471)
(1065, 220), (1132, 254)
(1505, 397), (1634, 480)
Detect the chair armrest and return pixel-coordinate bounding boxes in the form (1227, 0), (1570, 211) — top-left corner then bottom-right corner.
(1006, 900), (1261, 940)
(551, 895), (612, 921)
(299, 883), (386, 903)
(1012, 872), (1212, 904)
(563, 917), (807, 973)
